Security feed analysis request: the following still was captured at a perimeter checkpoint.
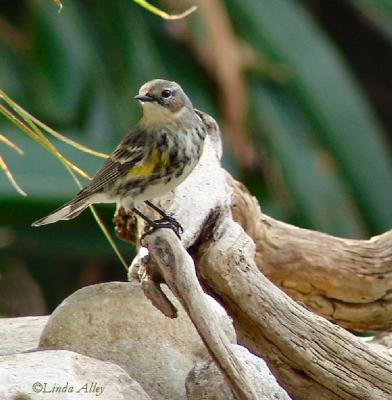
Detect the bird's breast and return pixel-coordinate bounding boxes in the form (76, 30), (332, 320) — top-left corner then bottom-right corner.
(116, 124), (205, 206)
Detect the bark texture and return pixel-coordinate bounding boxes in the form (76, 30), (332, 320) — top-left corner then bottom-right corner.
(198, 219), (392, 400)
(231, 178), (392, 332)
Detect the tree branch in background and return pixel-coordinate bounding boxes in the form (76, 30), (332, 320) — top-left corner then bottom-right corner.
(164, 0), (260, 169)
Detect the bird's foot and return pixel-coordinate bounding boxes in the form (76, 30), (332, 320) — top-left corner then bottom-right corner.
(153, 215), (184, 235)
(140, 216), (183, 245)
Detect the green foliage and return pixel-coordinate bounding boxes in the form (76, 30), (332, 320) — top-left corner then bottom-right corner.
(228, 0), (392, 234)
(251, 83), (365, 237)
(0, 0), (391, 311)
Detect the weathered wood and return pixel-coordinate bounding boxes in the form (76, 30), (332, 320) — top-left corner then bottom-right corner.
(116, 110), (392, 399)
(198, 218), (392, 400)
(143, 229), (259, 400)
(231, 178), (392, 331)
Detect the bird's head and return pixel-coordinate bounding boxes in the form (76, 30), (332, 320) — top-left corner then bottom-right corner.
(135, 79), (194, 126)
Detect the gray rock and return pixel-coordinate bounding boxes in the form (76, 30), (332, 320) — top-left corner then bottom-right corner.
(186, 344), (292, 400)
(39, 282), (208, 400)
(0, 349), (151, 400)
(186, 357), (234, 400)
(0, 316), (49, 356)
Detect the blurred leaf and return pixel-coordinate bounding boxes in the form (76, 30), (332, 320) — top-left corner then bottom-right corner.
(29, 0), (94, 121)
(252, 82), (365, 237)
(120, 5), (168, 83)
(348, 0), (392, 43)
(81, 0), (169, 139)
(0, 43), (29, 105)
(83, 85), (122, 146)
(228, 0), (392, 233)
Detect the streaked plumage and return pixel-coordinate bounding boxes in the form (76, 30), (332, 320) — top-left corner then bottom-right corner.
(32, 79), (206, 230)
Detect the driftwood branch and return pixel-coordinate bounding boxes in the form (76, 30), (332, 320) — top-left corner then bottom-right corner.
(116, 111), (392, 399)
(143, 229), (259, 400)
(231, 178), (392, 331)
(198, 218), (392, 399)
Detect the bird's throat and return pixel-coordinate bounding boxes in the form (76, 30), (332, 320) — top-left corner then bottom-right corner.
(141, 103), (176, 127)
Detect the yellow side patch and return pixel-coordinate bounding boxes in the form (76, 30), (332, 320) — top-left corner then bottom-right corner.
(128, 148), (169, 177)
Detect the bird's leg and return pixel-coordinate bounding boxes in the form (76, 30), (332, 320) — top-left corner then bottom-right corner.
(132, 207), (182, 244)
(144, 201), (184, 234)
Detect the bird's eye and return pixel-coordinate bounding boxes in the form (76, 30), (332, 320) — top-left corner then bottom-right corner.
(161, 89), (172, 99)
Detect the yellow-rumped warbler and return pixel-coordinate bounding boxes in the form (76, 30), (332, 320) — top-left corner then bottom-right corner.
(32, 79), (206, 238)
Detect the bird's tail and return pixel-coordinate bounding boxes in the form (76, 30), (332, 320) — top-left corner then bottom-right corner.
(32, 198), (90, 227)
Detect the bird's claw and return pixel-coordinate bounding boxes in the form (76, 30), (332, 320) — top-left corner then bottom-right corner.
(140, 217), (183, 246)
(154, 215), (184, 234)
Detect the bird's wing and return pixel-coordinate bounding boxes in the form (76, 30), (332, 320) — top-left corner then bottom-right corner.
(77, 126), (149, 199)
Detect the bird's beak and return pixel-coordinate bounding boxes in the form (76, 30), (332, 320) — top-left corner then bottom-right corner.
(135, 94), (155, 103)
